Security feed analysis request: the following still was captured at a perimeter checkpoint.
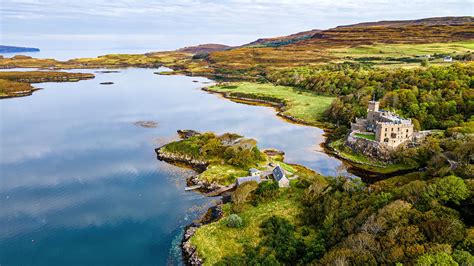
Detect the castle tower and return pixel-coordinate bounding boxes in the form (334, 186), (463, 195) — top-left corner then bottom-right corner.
(368, 101), (379, 112)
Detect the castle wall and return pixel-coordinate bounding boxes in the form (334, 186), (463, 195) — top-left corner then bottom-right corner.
(375, 123), (413, 147)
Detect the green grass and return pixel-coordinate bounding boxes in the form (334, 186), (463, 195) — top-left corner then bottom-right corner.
(330, 41), (474, 58)
(206, 82), (335, 125)
(199, 164), (249, 185)
(190, 192), (301, 265)
(355, 133), (376, 141)
(329, 139), (417, 174)
(198, 155), (302, 185)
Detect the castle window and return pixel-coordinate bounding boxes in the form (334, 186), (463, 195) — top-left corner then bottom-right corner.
(385, 128), (387, 132)
(406, 134), (408, 138)
(385, 133), (387, 137)
(391, 133), (397, 138)
(391, 128), (394, 131)
(398, 128), (400, 131)
(384, 138), (389, 142)
(406, 129), (409, 133)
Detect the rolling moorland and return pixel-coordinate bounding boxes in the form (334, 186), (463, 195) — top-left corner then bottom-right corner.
(1, 16), (473, 265)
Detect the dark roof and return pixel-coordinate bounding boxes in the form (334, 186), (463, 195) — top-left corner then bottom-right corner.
(272, 165), (286, 182)
(236, 176), (261, 186)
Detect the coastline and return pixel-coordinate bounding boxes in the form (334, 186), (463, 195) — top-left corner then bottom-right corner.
(202, 86), (329, 128)
(155, 145), (233, 195)
(201, 85), (417, 179)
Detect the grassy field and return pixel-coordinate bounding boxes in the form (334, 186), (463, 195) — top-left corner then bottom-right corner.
(354, 133), (376, 141)
(329, 41), (474, 58)
(206, 82), (335, 125)
(190, 192), (301, 265)
(329, 139), (418, 174)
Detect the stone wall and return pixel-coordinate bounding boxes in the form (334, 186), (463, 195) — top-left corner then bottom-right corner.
(345, 133), (395, 162)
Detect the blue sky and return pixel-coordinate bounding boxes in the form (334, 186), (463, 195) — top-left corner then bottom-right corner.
(1, 0), (472, 51)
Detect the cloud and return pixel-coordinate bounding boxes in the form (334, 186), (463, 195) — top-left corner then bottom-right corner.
(1, 0), (472, 51)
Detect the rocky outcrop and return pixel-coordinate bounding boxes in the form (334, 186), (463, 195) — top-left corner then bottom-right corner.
(186, 175), (222, 193)
(344, 134), (395, 162)
(262, 148), (285, 157)
(155, 147), (208, 172)
(177, 129), (201, 139)
(182, 205), (223, 265)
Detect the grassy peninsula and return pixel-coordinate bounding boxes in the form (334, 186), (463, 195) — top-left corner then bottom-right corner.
(205, 82), (335, 126)
(156, 131), (308, 186)
(0, 71), (94, 98)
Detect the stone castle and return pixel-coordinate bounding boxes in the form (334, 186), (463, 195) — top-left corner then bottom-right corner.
(351, 101), (414, 148)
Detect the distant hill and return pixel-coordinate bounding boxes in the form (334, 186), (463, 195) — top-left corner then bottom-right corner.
(0, 45), (40, 53)
(297, 16), (474, 46)
(242, 29), (321, 48)
(171, 16), (473, 79)
(176, 44), (231, 54)
(336, 16), (474, 28)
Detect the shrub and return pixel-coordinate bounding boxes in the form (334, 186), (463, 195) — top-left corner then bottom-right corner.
(232, 181), (258, 213)
(453, 249), (474, 265)
(253, 181), (280, 203)
(225, 214), (243, 228)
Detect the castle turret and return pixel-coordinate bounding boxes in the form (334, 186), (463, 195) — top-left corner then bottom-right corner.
(368, 101), (379, 112)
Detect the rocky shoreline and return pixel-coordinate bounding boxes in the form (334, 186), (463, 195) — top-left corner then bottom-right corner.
(155, 147), (230, 194)
(322, 137), (419, 182)
(182, 204), (224, 265)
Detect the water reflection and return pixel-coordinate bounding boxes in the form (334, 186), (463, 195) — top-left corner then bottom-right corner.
(0, 68), (347, 265)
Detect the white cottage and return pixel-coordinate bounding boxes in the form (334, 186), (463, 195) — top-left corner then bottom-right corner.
(272, 165), (289, 187)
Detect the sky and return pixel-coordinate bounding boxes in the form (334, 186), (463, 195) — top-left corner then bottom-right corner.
(1, 0), (473, 52)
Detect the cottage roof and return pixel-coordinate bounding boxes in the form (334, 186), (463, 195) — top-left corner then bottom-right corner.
(272, 165), (286, 182)
(236, 176), (261, 186)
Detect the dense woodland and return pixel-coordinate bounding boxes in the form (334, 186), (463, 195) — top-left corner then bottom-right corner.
(267, 62), (474, 176)
(268, 63), (473, 131)
(217, 173), (473, 265)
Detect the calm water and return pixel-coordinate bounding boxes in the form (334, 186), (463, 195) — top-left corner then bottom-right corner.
(0, 49), (161, 61)
(0, 67), (347, 265)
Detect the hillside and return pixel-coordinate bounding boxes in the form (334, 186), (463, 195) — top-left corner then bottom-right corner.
(184, 16), (474, 79)
(176, 44), (231, 54)
(242, 29), (321, 48)
(337, 16), (473, 28)
(0, 17), (472, 81)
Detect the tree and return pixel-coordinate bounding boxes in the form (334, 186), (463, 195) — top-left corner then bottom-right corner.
(424, 175), (470, 205)
(452, 250), (474, 265)
(416, 252), (458, 266)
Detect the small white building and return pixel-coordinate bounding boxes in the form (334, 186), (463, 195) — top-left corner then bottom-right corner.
(249, 168), (261, 177)
(444, 56), (453, 62)
(272, 165), (289, 187)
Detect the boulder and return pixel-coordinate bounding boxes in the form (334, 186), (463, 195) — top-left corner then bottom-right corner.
(177, 129), (201, 139)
